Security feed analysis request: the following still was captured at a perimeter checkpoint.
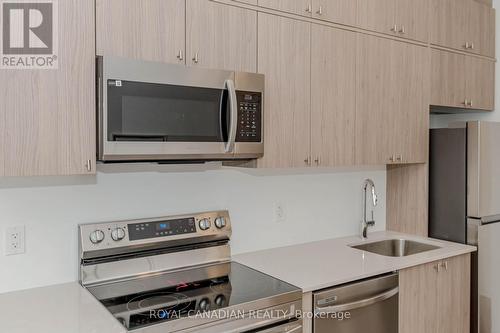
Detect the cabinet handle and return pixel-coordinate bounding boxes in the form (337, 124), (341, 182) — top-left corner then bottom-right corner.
(192, 52), (199, 64)
(440, 261), (449, 271)
(398, 25), (406, 34)
(396, 155), (402, 162)
(314, 157), (321, 165)
(85, 159), (92, 172)
(391, 24), (398, 33)
(464, 42), (470, 49)
(470, 42), (475, 50)
(389, 155), (395, 163)
(462, 99), (469, 106)
(177, 49), (183, 61)
(468, 100), (473, 107)
(316, 6), (323, 15)
(305, 3), (312, 13)
(434, 263), (441, 273)
(304, 157), (311, 166)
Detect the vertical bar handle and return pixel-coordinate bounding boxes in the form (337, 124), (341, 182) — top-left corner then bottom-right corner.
(224, 79), (238, 153)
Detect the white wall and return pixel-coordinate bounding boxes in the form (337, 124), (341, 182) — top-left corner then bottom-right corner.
(431, 0), (500, 128)
(0, 166), (386, 294)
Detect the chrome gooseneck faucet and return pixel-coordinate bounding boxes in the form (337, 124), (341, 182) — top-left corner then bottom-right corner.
(361, 178), (378, 239)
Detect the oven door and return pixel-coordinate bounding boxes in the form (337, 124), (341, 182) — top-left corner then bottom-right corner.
(97, 56), (239, 161)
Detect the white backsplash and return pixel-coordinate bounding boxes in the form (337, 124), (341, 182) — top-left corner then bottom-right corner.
(0, 166), (386, 293)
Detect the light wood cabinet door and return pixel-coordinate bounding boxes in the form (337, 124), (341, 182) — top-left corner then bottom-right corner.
(258, 0), (312, 17)
(395, 0), (429, 42)
(430, 49), (467, 108)
(355, 34), (397, 165)
(430, 0), (467, 51)
(311, 25), (356, 167)
(311, 0), (357, 26)
(437, 255), (471, 333)
(96, 0), (185, 64)
(399, 254), (471, 333)
(187, 0), (257, 72)
(467, 1), (495, 58)
(257, 14), (311, 168)
(0, 0), (95, 176)
(399, 260), (439, 333)
(358, 0), (396, 36)
(466, 56), (495, 111)
(393, 42), (429, 164)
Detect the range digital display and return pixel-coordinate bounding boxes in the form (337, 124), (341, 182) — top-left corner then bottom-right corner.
(128, 218), (196, 241)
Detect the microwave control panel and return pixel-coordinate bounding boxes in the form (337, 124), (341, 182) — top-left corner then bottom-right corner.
(236, 91), (262, 143)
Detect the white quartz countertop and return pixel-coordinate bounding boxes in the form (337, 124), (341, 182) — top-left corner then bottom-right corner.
(0, 231), (475, 333)
(233, 231), (476, 292)
(0, 282), (125, 333)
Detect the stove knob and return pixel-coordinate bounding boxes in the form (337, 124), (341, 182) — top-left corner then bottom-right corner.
(89, 230), (105, 244)
(198, 218), (211, 231)
(214, 217), (226, 229)
(111, 227), (126, 241)
(215, 294), (226, 307)
(199, 298), (211, 311)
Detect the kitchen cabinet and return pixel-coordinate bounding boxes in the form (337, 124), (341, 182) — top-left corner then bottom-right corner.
(431, 0), (495, 58)
(399, 254), (470, 333)
(186, 0), (257, 72)
(431, 49), (495, 111)
(258, 0), (312, 17)
(0, 0), (95, 176)
(311, 25), (356, 167)
(358, 0), (429, 42)
(257, 13), (311, 168)
(96, 0), (185, 64)
(356, 34), (429, 165)
(257, 13), (356, 168)
(258, 0), (356, 26)
(311, 0), (357, 26)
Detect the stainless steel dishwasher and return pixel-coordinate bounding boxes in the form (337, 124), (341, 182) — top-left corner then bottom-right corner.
(313, 273), (398, 333)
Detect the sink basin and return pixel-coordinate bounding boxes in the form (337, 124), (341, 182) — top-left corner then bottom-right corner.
(350, 239), (440, 257)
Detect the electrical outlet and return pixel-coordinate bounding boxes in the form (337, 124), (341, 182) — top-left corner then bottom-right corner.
(5, 225), (25, 256)
(274, 202), (286, 223)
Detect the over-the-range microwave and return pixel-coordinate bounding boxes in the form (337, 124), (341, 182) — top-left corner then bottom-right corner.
(97, 56), (264, 162)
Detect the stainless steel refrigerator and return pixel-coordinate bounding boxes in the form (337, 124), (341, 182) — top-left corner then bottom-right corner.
(430, 121), (500, 333)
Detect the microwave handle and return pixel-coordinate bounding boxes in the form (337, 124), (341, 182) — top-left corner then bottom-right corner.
(224, 79), (238, 153)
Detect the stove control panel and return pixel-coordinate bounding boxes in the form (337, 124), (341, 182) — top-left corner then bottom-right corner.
(128, 218), (196, 241)
(79, 211), (232, 253)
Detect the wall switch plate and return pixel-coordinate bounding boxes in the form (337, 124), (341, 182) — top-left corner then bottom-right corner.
(5, 225), (25, 256)
(274, 202), (286, 223)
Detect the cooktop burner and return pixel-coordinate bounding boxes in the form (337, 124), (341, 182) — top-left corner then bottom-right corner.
(87, 262), (299, 331)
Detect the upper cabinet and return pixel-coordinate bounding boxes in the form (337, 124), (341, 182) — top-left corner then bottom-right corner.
(257, 14), (311, 168)
(356, 34), (429, 165)
(0, 0), (96, 176)
(358, 0), (429, 42)
(258, 0), (312, 17)
(431, 49), (495, 111)
(96, 0), (185, 64)
(310, 25), (357, 167)
(431, 0), (495, 58)
(311, 0), (357, 26)
(258, 0), (357, 26)
(186, 0), (257, 72)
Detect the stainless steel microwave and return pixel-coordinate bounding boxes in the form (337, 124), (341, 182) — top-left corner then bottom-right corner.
(97, 56), (264, 162)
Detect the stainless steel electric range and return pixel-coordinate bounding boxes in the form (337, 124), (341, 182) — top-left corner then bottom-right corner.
(78, 211), (302, 333)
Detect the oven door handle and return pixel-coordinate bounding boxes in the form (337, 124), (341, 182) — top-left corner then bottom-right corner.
(224, 79), (238, 153)
(254, 322), (303, 333)
(314, 286), (398, 314)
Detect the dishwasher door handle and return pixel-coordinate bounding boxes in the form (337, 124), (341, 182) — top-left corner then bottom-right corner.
(314, 286), (399, 314)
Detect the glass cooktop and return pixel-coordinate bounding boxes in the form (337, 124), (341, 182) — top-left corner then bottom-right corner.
(86, 262), (300, 331)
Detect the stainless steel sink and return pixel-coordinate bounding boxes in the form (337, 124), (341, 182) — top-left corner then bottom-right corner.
(350, 239), (440, 257)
